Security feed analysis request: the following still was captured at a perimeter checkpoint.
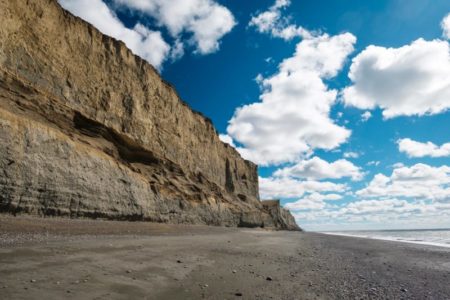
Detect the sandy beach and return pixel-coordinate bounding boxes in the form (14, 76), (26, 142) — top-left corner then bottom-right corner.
(1, 215), (450, 300)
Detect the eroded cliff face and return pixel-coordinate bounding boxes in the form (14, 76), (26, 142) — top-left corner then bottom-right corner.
(0, 0), (299, 230)
(262, 200), (299, 230)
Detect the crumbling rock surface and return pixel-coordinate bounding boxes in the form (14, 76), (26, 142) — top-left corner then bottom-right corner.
(0, 0), (299, 230)
(262, 200), (299, 230)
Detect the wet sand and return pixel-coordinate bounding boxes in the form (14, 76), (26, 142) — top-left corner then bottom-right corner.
(1, 215), (450, 299)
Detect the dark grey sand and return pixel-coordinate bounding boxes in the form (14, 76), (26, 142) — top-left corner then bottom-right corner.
(1, 216), (450, 299)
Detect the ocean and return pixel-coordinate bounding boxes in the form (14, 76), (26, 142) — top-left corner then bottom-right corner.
(322, 229), (450, 248)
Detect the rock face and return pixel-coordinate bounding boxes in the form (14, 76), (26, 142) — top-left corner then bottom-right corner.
(0, 0), (299, 230)
(262, 200), (300, 231)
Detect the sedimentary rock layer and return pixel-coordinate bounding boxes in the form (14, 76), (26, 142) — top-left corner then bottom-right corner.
(0, 0), (299, 230)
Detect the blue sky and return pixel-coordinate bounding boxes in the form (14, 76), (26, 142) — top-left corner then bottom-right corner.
(60, 0), (450, 231)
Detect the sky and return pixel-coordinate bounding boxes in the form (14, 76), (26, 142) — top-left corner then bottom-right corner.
(59, 0), (450, 231)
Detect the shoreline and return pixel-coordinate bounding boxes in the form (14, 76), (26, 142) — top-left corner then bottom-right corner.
(320, 231), (450, 249)
(1, 215), (450, 299)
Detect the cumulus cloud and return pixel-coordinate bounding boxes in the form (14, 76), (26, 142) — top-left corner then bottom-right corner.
(226, 33), (356, 165)
(340, 199), (423, 215)
(272, 0), (291, 10)
(274, 157), (363, 181)
(219, 134), (235, 147)
(398, 138), (450, 158)
(342, 38), (450, 118)
(248, 0), (311, 40)
(285, 193), (342, 211)
(361, 111), (372, 122)
(442, 13), (450, 39)
(356, 163), (450, 201)
(170, 39), (185, 61)
(298, 198), (423, 220)
(295, 198), (450, 230)
(59, 0), (170, 69)
(392, 162), (405, 168)
(113, 0), (236, 54)
(343, 151), (359, 159)
(259, 176), (346, 199)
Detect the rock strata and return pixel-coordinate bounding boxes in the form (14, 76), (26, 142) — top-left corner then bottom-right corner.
(0, 0), (299, 230)
(261, 200), (299, 230)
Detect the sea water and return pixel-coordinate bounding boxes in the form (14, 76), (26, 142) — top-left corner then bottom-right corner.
(322, 229), (450, 248)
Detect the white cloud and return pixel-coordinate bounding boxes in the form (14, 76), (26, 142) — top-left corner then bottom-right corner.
(340, 199), (422, 215)
(285, 193), (342, 211)
(219, 134), (235, 147)
(342, 38), (450, 118)
(287, 199), (326, 210)
(343, 151), (359, 159)
(59, 0), (170, 69)
(249, 10), (278, 33)
(295, 198), (450, 231)
(170, 39), (185, 61)
(442, 13), (450, 39)
(259, 176), (346, 199)
(272, 0), (290, 9)
(361, 111), (372, 122)
(392, 162), (404, 168)
(226, 33), (356, 165)
(248, 0), (311, 40)
(398, 138), (450, 158)
(274, 156), (363, 181)
(367, 161), (380, 166)
(356, 163), (450, 201)
(113, 0), (236, 54)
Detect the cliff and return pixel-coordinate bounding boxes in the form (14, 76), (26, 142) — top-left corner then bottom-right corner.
(0, 0), (299, 230)
(262, 200), (300, 230)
